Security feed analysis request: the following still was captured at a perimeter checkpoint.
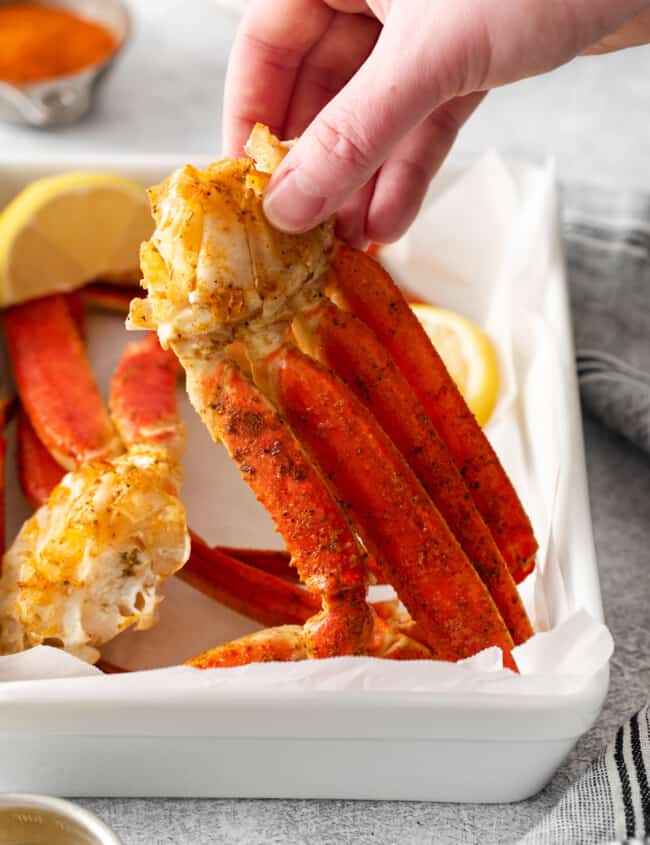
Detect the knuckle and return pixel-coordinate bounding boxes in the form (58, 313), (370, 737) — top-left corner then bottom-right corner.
(425, 106), (463, 143)
(301, 62), (348, 100)
(393, 156), (431, 188)
(367, 191), (418, 244)
(310, 115), (374, 177)
(239, 31), (304, 74)
(462, 14), (493, 91)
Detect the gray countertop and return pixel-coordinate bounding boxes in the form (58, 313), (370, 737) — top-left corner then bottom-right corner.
(2, 2), (649, 842)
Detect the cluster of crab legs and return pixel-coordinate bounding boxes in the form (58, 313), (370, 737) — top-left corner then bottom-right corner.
(0, 133), (538, 671)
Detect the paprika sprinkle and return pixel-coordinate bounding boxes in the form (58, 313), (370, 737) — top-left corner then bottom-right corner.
(0, 2), (117, 85)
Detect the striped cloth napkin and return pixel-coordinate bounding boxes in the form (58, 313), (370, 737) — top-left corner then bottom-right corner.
(519, 185), (650, 844)
(520, 706), (649, 844)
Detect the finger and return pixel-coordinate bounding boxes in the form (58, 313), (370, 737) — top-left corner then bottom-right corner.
(284, 12), (380, 139)
(262, 0), (650, 234)
(262, 3), (484, 232)
(334, 174), (377, 250)
(222, 0), (334, 157)
(366, 91), (486, 244)
(582, 7), (650, 54)
(323, 1), (373, 11)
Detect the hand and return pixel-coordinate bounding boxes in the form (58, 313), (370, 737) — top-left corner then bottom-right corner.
(223, 0), (650, 246)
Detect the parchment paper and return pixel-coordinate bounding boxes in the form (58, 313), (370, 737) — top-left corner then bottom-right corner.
(0, 153), (613, 697)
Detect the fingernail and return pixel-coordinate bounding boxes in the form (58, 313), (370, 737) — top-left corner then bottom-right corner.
(263, 169), (326, 232)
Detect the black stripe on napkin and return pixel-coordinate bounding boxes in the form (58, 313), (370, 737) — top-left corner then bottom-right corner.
(631, 710), (650, 835)
(616, 723), (636, 838)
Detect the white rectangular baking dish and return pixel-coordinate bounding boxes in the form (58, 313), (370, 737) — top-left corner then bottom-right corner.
(0, 156), (608, 802)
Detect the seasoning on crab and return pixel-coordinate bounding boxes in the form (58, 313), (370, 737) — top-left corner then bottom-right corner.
(0, 448), (188, 663)
(0, 332), (189, 664)
(130, 124), (536, 670)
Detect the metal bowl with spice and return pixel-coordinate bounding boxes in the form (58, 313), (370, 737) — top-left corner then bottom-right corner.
(0, 0), (130, 128)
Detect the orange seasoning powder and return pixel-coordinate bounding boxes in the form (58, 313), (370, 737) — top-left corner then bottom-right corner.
(0, 2), (117, 85)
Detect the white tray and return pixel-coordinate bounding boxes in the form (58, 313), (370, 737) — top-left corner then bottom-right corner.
(0, 156), (608, 802)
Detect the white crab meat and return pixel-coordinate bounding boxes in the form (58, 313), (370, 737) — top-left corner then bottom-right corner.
(0, 446), (189, 664)
(129, 124), (334, 359)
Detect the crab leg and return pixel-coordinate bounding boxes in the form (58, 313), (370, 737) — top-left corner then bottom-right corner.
(183, 538), (436, 667)
(295, 300), (533, 645)
(263, 343), (517, 669)
(184, 533), (431, 656)
(188, 626), (310, 667)
(128, 127), (535, 668)
(1, 330), (189, 662)
(0, 439), (4, 556)
(12, 411), (424, 654)
(14, 324), (298, 588)
(0, 397), (10, 556)
(214, 544), (384, 583)
(186, 611), (435, 668)
(17, 410), (65, 508)
(213, 546), (298, 581)
(4, 295), (121, 470)
(16, 412), (306, 624)
(109, 333), (184, 455)
(186, 536), (420, 638)
(186, 595), (434, 668)
(184, 358), (374, 658)
(12, 326), (302, 624)
(17, 403), (313, 658)
(17, 392), (310, 630)
(328, 245), (538, 583)
(181, 537), (319, 627)
(15, 331), (182, 505)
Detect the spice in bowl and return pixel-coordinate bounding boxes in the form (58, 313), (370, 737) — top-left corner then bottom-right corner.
(0, 2), (117, 85)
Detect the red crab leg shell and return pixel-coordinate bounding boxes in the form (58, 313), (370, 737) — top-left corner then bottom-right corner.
(0, 435), (4, 555)
(0, 396), (12, 556)
(4, 294), (121, 471)
(180, 537), (320, 627)
(328, 244), (537, 583)
(185, 536), (427, 654)
(185, 613), (434, 668)
(109, 333), (184, 455)
(212, 545), (382, 584)
(17, 408), (66, 508)
(186, 358), (373, 658)
(370, 614), (433, 660)
(213, 545), (299, 582)
(266, 343), (517, 669)
(187, 625), (309, 668)
(296, 300), (533, 645)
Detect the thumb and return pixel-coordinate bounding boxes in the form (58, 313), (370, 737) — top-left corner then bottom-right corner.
(262, 4), (478, 232)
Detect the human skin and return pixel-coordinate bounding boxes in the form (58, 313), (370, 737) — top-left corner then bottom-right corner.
(223, 0), (650, 246)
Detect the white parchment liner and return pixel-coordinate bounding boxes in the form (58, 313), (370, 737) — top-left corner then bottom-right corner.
(0, 153), (613, 698)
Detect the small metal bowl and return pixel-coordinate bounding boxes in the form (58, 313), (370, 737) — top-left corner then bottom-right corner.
(0, 0), (130, 128)
(0, 793), (122, 844)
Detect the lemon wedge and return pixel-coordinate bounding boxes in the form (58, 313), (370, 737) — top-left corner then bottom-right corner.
(411, 304), (500, 426)
(0, 172), (153, 307)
